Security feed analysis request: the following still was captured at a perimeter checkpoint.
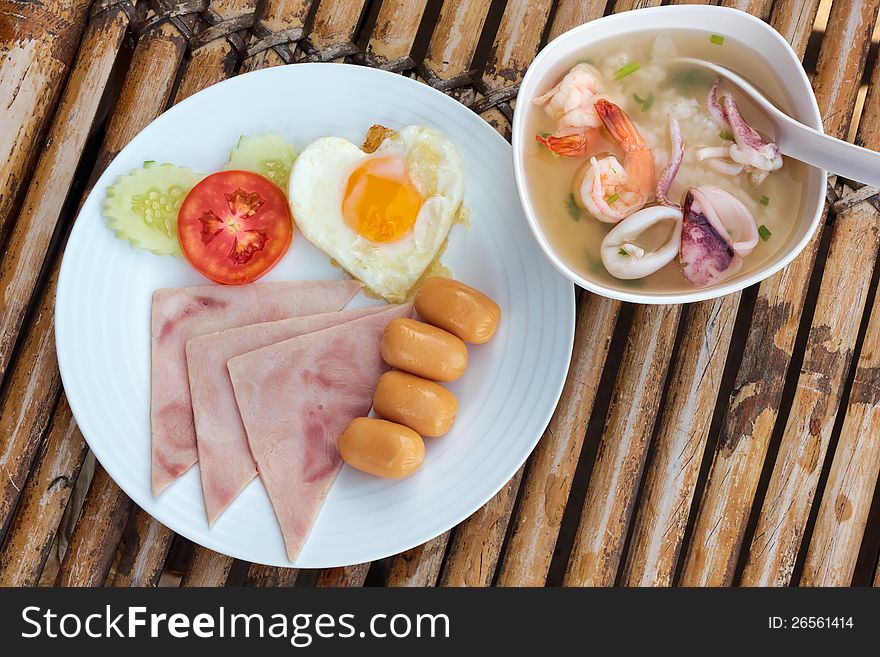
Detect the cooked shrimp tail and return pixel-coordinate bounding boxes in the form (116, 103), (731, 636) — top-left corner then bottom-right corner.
(535, 131), (594, 157)
(595, 99), (648, 152)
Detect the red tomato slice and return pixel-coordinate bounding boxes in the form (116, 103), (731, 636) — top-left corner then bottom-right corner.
(177, 170), (293, 285)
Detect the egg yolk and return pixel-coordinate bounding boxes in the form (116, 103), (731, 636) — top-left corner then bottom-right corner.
(343, 156), (423, 242)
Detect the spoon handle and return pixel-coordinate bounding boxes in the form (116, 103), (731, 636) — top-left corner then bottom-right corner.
(774, 115), (880, 188)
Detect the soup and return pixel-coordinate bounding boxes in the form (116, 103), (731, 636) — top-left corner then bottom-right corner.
(522, 30), (807, 295)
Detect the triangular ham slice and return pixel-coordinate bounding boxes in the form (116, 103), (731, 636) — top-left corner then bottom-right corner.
(150, 279), (361, 495)
(186, 306), (388, 525)
(228, 303), (412, 561)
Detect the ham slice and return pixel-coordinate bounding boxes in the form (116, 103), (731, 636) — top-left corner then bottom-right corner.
(151, 279), (361, 495)
(186, 306), (387, 525)
(228, 303), (412, 561)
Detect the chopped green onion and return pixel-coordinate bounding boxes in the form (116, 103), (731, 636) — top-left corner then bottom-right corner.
(613, 62), (640, 80)
(719, 130), (735, 141)
(758, 224), (772, 241)
(710, 34), (725, 46)
(618, 247), (629, 256)
(607, 193), (620, 204)
(634, 92), (655, 111)
(759, 195), (770, 206)
(566, 193), (581, 221)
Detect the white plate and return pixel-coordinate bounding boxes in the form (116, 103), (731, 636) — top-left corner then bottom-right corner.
(56, 63), (575, 568)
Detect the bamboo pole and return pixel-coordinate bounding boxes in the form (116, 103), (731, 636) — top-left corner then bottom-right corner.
(622, 297), (738, 586)
(563, 304), (681, 586)
(56, 465), (132, 586)
(742, 25), (880, 586)
(417, 0), (491, 91)
(681, 0), (876, 586)
(496, 295), (619, 586)
(110, 508), (175, 586)
(180, 546), (234, 586)
(360, 0), (428, 71)
(721, 0), (773, 20)
(0, 266), (63, 540)
(315, 563), (371, 587)
(802, 82), (880, 582)
(244, 564), (298, 586)
(801, 256), (880, 585)
(386, 531), (449, 587)
(769, 0), (822, 61)
(382, 0), (493, 587)
(0, 0), (92, 241)
(434, 0), (556, 587)
(0, 1), (136, 386)
(299, 0), (368, 62)
(0, 397), (87, 586)
(240, 0), (314, 70)
(610, 1), (661, 17)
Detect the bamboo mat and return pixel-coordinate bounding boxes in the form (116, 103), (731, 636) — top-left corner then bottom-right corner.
(1, 0), (879, 588)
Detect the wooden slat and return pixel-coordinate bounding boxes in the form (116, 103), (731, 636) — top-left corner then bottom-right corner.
(0, 397), (86, 586)
(361, 0), (429, 71)
(180, 547), (234, 587)
(563, 304), (681, 586)
(622, 295), (738, 586)
(549, 0), (607, 41)
(721, 0), (774, 20)
(386, 530), (449, 586)
(175, 0), (258, 101)
(0, 0), (91, 240)
(681, 0), (877, 587)
(611, 0), (662, 16)
(0, 267), (63, 539)
(110, 508), (175, 586)
(741, 14), (880, 585)
(0, 2), (134, 385)
(419, 0), (491, 88)
(244, 564), (298, 586)
(315, 563), (371, 587)
(301, 0), (368, 62)
(55, 465), (132, 586)
(496, 295), (619, 586)
(240, 0), (314, 70)
(769, 0), (822, 62)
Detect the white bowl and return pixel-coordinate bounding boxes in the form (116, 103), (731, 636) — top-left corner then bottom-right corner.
(512, 5), (825, 304)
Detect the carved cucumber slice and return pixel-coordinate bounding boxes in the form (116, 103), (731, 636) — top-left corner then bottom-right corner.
(102, 161), (204, 256)
(224, 133), (297, 193)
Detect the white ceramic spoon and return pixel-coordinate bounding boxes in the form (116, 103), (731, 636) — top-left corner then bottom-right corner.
(675, 57), (880, 187)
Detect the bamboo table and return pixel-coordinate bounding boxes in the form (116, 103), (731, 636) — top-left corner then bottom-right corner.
(1, 0), (879, 588)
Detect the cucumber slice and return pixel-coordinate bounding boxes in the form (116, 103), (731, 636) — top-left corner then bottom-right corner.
(224, 133), (296, 192)
(102, 161), (204, 256)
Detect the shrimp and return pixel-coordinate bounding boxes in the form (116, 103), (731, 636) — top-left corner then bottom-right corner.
(533, 63), (605, 156)
(572, 99), (655, 223)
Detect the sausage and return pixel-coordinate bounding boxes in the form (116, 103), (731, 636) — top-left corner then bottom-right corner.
(380, 318), (468, 382)
(373, 370), (458, 437)
(414, 277), (501, 344)
(337, 417), (425, 479)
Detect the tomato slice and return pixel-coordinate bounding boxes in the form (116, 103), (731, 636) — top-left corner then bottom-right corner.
(177, 170), (293, 285)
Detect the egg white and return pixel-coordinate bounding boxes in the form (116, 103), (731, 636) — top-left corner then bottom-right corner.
(289, 125), (464, 302)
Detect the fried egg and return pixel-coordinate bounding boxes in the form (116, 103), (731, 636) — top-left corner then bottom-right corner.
(289, 125), (464, 302)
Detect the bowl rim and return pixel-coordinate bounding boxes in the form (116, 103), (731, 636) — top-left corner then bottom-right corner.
(512, 5), (827, 305)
